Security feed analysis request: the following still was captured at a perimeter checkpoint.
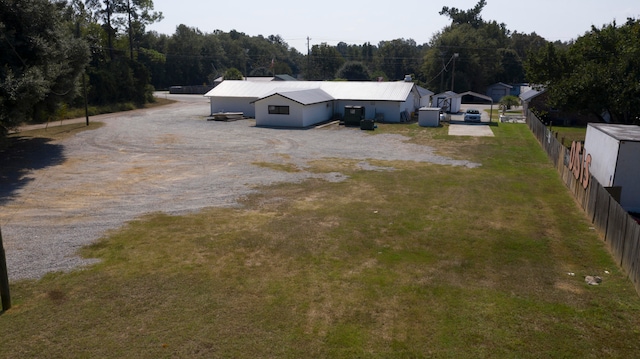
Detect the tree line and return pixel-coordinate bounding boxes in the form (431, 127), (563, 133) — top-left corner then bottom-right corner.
(1, 0), (639, 145)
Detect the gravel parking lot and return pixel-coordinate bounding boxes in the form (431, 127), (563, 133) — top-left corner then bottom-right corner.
(1, 94), (479, 281)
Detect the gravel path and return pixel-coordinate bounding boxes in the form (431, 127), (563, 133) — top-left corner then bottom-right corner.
(1, 95), (479, 281)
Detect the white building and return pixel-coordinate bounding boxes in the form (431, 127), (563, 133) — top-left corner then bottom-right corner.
(253, 88), (334, 128)
(204, 80), (423, 127)
(432, 91), (461, 113)
(584, 123), (640, 212)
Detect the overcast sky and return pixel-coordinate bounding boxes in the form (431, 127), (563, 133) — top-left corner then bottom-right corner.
(146, 0), (640, 53)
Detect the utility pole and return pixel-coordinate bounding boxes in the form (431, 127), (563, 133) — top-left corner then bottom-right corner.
(0, 226), (10, 312)
(451, 53), (459, 92)
(306, 36), (311, 79)
(76, 20), (89, 126)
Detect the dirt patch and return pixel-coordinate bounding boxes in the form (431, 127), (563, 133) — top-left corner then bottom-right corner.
(1, 97), (480, 280)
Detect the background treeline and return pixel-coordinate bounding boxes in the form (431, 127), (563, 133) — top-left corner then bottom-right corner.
(1, 0), (639, 144)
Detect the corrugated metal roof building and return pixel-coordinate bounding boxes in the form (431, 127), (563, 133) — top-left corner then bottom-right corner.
(204, 80), (422, 127)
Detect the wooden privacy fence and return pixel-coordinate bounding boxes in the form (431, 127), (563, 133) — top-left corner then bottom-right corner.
(526, 111), (640, 295)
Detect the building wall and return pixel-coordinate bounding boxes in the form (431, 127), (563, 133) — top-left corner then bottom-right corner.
(300, 101), (334, 127)
(584, 125), (620, 187)
(210, 97), (257, 117)
(614, 141), (640, 212)
(420, 95), (432, 107)
(585, 125), (640, 212)
(254, 96), (333, 127)
(254, 96), (303, 127)
(488, 87), (509, 102)
(336, 100), (404, 122)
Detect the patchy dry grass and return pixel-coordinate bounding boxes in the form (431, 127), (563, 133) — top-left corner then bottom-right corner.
(1, 122), (639, 358)
(9, 122), (105, 142)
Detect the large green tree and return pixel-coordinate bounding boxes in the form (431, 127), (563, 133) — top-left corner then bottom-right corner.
(335, 61), (371, 81)
(306, 43), (344, 80)
(526, 19), (640, 124)
(119, 0), (163, 60)
(0, 0), (90, 139)
(375, 38), (421, 81)
(420, 0), (531, 93)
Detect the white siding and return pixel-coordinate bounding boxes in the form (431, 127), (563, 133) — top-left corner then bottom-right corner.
(301, 101), (334, 127)
(615, 141), (640, 212)
(584, 124), (640, 212)
(336, 101), (403, 122)
(210, 97), (257, 117)
(254, 94), (333, 127)
(420, 95), (432, 107)
(584, 125), (621, 187)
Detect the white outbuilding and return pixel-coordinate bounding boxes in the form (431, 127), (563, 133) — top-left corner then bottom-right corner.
(253, 88), (334, 127)
(584, 123), (640, 212)
(204, 80), (423, 127)
(418, 107), (441, 127)
(432, 91), (461, 113)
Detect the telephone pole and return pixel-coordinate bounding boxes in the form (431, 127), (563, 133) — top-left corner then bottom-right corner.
(306, 36), (311, 79)
(451, 53), (459, 92)
(0, 226), (10, 312)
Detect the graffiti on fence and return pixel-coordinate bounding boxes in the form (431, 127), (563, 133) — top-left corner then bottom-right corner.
(568, 141), (592, 189)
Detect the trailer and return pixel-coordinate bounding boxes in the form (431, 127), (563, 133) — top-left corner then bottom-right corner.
(584, 123), (640, 212)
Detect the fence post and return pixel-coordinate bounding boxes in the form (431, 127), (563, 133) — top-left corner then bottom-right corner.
(0, 226), (11, 311)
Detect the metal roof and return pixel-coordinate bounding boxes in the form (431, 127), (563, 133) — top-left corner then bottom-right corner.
(433, 91), (458, 98)
(205, 80), (417, 102)
(255, 88), (334, 105)
(588, 123), (640, 142)
(519, 88), (545, 102)
(417, 86), (434, 97)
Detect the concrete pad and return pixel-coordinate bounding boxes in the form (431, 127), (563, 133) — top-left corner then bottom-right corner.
(448, 124), (494, 137)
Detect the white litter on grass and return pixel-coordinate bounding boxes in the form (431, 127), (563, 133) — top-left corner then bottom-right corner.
(585, 275), (603, 285)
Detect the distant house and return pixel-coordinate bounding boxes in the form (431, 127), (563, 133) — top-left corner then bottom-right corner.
(486, 82), (513, 102)
(204, 80), (424, 127)
(519, 88), (545, 114)
(520, 88), (596, 126)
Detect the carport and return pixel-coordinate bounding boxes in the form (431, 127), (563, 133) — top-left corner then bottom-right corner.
(458, 91), (495, 122)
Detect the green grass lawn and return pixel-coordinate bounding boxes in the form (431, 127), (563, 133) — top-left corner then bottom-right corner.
(1, 122), (638, 358)
(550, 126), (588, 148)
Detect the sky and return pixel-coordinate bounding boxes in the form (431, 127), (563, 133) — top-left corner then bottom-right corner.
(146, 0), (640, 53)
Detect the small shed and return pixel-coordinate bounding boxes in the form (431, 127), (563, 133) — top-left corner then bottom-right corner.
(418, 107), (441, 127)
(584, 123), (640, 212)
(433, 91), (461, 113)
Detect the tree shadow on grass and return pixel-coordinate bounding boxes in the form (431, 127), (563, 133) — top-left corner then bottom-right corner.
(0, 136), (65, 206)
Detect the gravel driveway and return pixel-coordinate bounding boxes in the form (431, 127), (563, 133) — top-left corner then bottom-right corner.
(1, 94), (479, 281)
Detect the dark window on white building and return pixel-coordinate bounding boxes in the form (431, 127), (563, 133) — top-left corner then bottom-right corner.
(268, 105), (290, 115)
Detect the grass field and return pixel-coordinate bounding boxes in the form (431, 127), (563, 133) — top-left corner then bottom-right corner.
(1, 121), (639, 358)
(550, 126), (588, 148)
